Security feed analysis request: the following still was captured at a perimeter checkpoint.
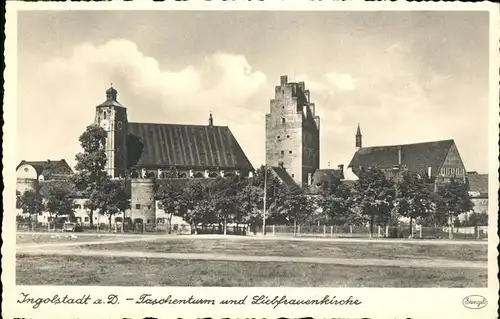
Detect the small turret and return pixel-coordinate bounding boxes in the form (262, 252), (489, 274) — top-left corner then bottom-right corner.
(106, 84), (118, 101)
(355, 123), (362, 151)
(208, 112), (213, 127)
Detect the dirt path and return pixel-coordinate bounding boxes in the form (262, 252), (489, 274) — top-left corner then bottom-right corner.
(17, 246), (486, 269)
(17, 232), (488, 245)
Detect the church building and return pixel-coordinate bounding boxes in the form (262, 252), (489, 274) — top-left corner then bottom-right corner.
(348, 125), (467, 189)
(95, 86), (254, 179)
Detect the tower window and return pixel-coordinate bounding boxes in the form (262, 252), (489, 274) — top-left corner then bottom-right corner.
(135, 204), (141, 209)
(286, 135), (290, 138)
(289, 150), (292, 154)
(103, 111), (107, 119)
(282, 118), (286, 123)
(291, 174), (295, 178)
(277, 135), (280, 139)
(117, 121), (123, 130)
(280, 151), (284, 155)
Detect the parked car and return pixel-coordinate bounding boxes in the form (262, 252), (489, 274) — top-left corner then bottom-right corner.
(62, 222), (83, 232)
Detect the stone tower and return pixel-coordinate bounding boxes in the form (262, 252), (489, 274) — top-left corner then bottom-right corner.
(355, 123), (362, 151)
(265, 75), (320, 186)
(94, 86), (128, 178)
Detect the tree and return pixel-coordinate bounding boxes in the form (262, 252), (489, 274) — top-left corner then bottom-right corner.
(72, 124), (108, 227)
(280, 185), (318, 232)
(89, 178), (129, 231)
(17, 189), (44, 230)
(249, 166), (289, 225)
(436, 178), (474, 238)
(157, 180), (187, 233)
(319, 182), (357, 226)
(237, 184), (264, 234)
(463, 212), (488, 227)
(176, 180), (212, 233)
(393, 171), (436, 237)
(351, 167), (395, 237)
(43, 183), (75, 227)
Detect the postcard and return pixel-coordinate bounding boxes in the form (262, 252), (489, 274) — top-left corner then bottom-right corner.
(2, 1), (499, 318)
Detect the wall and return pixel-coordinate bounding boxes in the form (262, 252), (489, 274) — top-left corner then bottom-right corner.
(439, 143), (466, 178)
(130, 178), (156, 224)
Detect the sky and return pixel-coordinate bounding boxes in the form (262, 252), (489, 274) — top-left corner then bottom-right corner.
(17, 10), (490, 173)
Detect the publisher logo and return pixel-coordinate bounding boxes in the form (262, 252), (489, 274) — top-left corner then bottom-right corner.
(462, 295), (488, 309)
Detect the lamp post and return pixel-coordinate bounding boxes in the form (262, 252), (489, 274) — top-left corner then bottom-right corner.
(263, 166), (267, 236)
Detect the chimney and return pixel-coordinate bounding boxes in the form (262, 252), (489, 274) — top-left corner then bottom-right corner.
(280, 75), (288, 85)
(298, 81), (305, 92)
(307, 173), (312, 186)
(208, 113), (213, 127)
(397, 147), (402, 165)
(337, 164), (344, 171)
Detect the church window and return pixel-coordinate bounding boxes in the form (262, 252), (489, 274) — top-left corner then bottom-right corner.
(135, 204), (141, 209)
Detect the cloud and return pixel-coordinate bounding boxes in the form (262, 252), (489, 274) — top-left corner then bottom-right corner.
(324, 72), (356, 91)
(17, 39), (267, 167)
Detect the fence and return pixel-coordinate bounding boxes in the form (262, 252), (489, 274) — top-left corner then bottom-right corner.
(253, 224), (488, 240)
(16, 221), (488, 240)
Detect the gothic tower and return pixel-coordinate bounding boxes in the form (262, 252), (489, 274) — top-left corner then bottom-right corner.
(265, 75), (320, 186)
(94, 86), (128, 178)
(355, 124), (362, 151)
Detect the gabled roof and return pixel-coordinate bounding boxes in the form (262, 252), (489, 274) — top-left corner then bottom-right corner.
(17, 160), (73, 179)
(348, 139), (455, 176)
(127, 122), (254, 171)
(311, 169), (344, 187)
(467, 173), (488, 195)
(269, 166), (297, 188)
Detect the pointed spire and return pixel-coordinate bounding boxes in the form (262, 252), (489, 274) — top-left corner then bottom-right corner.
(355, 123), (362, 150)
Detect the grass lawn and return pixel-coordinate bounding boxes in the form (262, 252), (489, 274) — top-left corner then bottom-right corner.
(16, 233), (121, 245)
(16, 254), (487, 287)
(83, 238), (488, 262)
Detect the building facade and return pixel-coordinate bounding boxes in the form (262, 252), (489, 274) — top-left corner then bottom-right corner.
(265, 75), (320, 186)
(348, 125), (467, 189)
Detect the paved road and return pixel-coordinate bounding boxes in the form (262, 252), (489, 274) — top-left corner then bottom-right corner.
(17, 247), (486, 269)
(16, 233), (487, 270)
(17, 232), (488, 245)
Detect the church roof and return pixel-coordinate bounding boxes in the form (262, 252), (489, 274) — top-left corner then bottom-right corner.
(17, 160), (73, 179)
(269, 166), (297, 187)
(311, 169), (344, 187)
(127, 122), (254, 171)
(348, 139), (455, 176)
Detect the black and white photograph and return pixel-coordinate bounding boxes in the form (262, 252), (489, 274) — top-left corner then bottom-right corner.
(3, 2), (499, 319)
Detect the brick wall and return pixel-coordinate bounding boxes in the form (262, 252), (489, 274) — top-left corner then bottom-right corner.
(265, 76), (320, 186)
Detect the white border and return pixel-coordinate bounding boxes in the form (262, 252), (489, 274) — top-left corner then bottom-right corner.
(3, 1), (499, 319)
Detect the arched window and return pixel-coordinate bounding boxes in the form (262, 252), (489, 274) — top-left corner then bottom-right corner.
(103, 111), (107, 119)
(117, 121), (123, 130)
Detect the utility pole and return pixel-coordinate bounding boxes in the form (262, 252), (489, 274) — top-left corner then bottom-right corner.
(263, 166), (267, 236)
